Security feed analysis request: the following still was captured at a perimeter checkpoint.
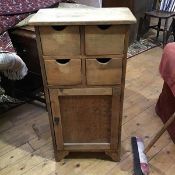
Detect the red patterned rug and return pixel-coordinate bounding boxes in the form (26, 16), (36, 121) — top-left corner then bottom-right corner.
(0, 0), (61, 53)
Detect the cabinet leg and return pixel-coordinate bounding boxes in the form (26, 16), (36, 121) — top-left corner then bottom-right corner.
(55, 151), (69, 162)
(105, 151), (119, 162)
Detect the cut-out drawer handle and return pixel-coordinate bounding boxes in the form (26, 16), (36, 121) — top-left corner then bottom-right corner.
(96, 58), (111, 64)
(97, 25), (111, 30)
(51, 26), (67, 31)
(56, 59), (70, 64)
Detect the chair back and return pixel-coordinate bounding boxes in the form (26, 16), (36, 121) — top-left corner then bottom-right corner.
(160, 0), (175, 12)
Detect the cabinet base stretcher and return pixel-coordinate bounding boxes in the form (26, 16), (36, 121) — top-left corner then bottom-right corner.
(55, 150), (119, 162)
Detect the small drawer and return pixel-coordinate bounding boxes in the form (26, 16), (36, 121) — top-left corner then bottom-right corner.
(85, 25), (126, 55)
(39, 26), (81, 56)
(86, 58), (122, 85)
(44, 58), (82, 85)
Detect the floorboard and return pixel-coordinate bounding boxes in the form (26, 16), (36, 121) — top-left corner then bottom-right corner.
(0, 46), (174, 175)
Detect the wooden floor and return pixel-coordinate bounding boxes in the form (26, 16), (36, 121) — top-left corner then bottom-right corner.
(0, 47), (174, 175)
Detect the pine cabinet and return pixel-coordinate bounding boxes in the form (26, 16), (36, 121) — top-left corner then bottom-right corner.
(29, 8), (136, 161)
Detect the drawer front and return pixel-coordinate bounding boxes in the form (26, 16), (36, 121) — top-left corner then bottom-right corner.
(44, 58), (82, 85)
(85, 25), (126, 55)
(39, 26), (81, 56)
(86, 58), (122, 85)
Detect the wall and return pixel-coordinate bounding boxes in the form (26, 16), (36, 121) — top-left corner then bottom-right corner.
(75, 0), (102, 7)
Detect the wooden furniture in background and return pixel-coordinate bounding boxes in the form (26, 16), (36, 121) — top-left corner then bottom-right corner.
(102, 0), (133, 8)
(2, 27), (44, 102)
(102, 0), (154, 43)
(137, 0), (175, 46)
(29, 8), (136, 161)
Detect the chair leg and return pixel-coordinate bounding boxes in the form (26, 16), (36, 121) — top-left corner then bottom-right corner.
(172, 18), (175, 42)
(137, 17), (144, 41)
(156, 18), (161, 40)
(163, 18), (168, 47)
(167, 18), (174, 42)
(137, 15), (149, 41)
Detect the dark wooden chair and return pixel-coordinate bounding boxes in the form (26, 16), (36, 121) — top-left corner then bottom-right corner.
(137, 0), (175, 47)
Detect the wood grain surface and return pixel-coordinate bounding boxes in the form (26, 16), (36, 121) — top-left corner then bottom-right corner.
(29, 8), (136, 26)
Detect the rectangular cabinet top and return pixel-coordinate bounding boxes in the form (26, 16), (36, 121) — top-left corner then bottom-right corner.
(29, 8), (136, 26)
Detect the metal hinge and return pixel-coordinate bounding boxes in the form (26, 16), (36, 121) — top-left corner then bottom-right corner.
(54, 117), (60, 125)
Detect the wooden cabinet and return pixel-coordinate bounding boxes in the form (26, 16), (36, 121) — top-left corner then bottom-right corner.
(29, 8), (136, 161)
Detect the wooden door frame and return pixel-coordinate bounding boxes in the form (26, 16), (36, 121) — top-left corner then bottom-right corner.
(49, 87), (121, 153)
